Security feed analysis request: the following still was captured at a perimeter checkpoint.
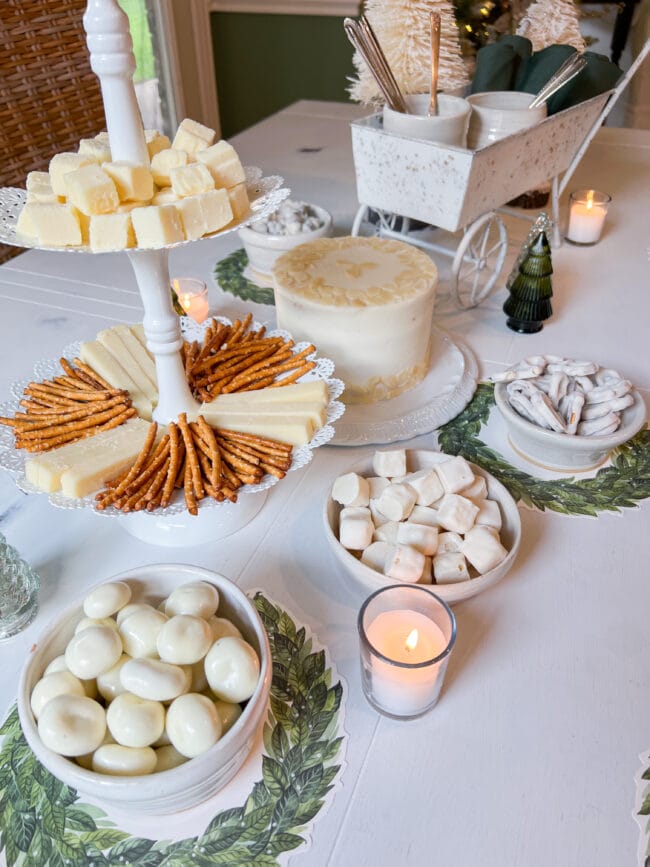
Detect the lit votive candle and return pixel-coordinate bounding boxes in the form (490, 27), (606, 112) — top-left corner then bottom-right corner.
(172, 277), (209, 324)
(566, 189), (611, 246)
(358, 585), (456, 719)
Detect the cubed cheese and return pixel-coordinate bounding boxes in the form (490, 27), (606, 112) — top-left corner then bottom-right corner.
(196, 141), (245, 188)
(26, 180), (59, 204)
(102, 162), (154, 202)
(197, 188), (233, 234)
(89, 213), (135, 252)
(144, 130), (172, 159)
(170, 163), (214, 198)
(49, 152), (94, 196)
(16, 205), (37, 238)
(26, 171), (51, 191)
(78, 138), (112, 163)
(130, 205), (184, 248)
(150, 149), (189, 187)
(172, 118), (216, 155)
(175, 195), (207, 240)
(227, 182), (250, 221)
(64, 165), (119, 215)
(21, 203), (82, 246)
(151, 187), (179, 205)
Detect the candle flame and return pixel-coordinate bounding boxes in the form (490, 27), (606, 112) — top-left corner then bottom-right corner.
(405, 628), (419, 652)
(180, 293), (192, 311)
(586, 191), (594, 211)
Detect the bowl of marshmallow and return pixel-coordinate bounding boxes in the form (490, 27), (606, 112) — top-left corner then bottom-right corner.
(324, 449), (521, 605)
(18, 564), (271, 814)
(239, 199), (333, 280)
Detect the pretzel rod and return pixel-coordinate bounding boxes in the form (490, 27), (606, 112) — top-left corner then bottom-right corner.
(161, 422), (181, 508)
(196, 322), (230, 363)
(268, 366), (316, 388)
(16, 406), (134, 446)
(118, 436), (171, 499)
(11, 395), (129, 430)
(24, 388), (80, 407)
(228, 444), (291, 470)
(217, 438), (261, 467)
(196, 417), (221, 489)
(195, 345), (283, 388)
(144, 459), (169, 503)
(190, 336), (283, 376)
(216, 428), (293, 453)
(26, 383), (119, 402)
(219, 446), (262, 478)
(17, 403), (132, 441)
(184, 460), (198, 515)
(234, 375), (278, 392)
(227, 313), (253, 345)
(19, 408), (136, 452)
(258, 461), (287, 479)
(52, 375), (96, 392)
(19, 399), (54, 412)
(96, 422), (158, 505)
(174, 450), (187, 489)
(178, 413), (204, 499)
(220, 350), (296, 392)
(220, 461), (243, 491)
(195, 447), (215, 490)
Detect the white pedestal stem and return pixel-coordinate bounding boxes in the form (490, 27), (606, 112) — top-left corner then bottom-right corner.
(128, 249), (200, 423)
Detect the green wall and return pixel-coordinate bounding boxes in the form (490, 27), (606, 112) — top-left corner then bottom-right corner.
(211, 13), (355, 138)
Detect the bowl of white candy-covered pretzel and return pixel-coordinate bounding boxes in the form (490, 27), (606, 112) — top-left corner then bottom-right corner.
(18, 564), (271, 814)
(324, 449), (521, 604)
(493, 355), (646, 471)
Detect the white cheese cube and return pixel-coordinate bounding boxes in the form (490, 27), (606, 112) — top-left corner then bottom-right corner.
(435, 456), (476, 494)
(175, 195), (207, 240)
(172, 118), (216, 155)
(151, 149), (189, 187)
(402, 469), (444, 506)
(369, 499), (391, 528)
(64, 165), (119, 215)
(49, 152), (94, 196)
(102, 162), (154, 203)
(71, 208), (90, 244)
(78, 138), (112, 163)
(198, 188), (233, 234)
(385, 545), (425, 583)
(95, 131), (110, 145)
(367, 476), (390, 500)
(407, 505), (441, 527)
(436, 494), (479, 535)
(26, 171), (51, 190)
(419, 556), (433, 584)
(151, 187), (179, 205)
(376, 483), (416, 522)
(89, 213), (135, 252)
(339, 511), (374, 551)
(474, 498), (502, 531)
(227, 182), (250, 221)
(361, 541), (393, 573)
(396, 522), (439, 556)
(373, 521), (400, 544)
(16, 205), (36, 237)
(433, 552), (470, 584)
(170, 163), (214, 198)
(460, 475), (487, 500)
(26, 181), (59, 204)
(332, 472), (370, 507)
(196, 140), (245, 187)
(130, 205), (184, 248)
(21, 203), (82, 246)
(373, 449), (406, 478)
(437, 531), (464, 554)
(145, 130), (172, 159)
(461, 526), (508, 574)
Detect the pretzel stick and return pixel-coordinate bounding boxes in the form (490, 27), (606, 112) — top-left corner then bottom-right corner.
(175, 450), (187, 489)
(17, 404), (133, 441)
(216, 429), (293, 454)
(71, 359), (115, 391)
(196, 417), (221, 488)
(96, 422), (158, 506)
(184, 460), (198, 515)
(18, 408), (136, 452)
(161, 422), (181, 508)
(10, 395), (129, 429)
(177, 413), (204, 499)
(269, 366), (316, 388)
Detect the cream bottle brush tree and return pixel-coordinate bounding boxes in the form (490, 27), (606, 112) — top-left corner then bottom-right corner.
(516, 0), (585, 53)
(348, 0), (469, 105)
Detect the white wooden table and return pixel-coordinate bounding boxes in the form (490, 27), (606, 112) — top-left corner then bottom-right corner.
(0, 101), (649, 867)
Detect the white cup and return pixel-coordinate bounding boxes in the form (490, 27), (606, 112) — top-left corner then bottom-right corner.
(383, 93), (471, 147)
(466, 91), (547, 150)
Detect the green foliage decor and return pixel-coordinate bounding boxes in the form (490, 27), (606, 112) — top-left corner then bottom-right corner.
(215, 249), (275, 306)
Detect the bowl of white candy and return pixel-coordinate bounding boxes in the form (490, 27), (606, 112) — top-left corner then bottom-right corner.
(493, 355), (646, 471)
(239, 199), (333, 279)
(324, 449), (521, 605)
(18, 564), (271, 814)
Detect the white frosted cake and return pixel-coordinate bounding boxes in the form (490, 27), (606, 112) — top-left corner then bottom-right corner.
(273, 236), (438, 404)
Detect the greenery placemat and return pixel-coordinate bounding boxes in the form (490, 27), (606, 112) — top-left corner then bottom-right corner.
(215, 249), (275, 306)
(0, 594), (346, 866)
(437, 383), (650, 517)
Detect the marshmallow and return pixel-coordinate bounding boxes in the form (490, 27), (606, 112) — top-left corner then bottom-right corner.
(372, 520), (400, 544)
(435, 456), (475, 494)
(165, 581), (220, 619)
(474, 499), (502, 530)
(38, 694), (106, 757)
(339, 509), (374, 550)
(436, 494), (479, 535)
(156, 615), (213, 665)
(462, 526), (508, 574)
(373, 449), (406, 478)
(92, 744), (157, 776)
(30, 671), (85, 719)
(367, 476), (391, 500)
(369, 499), (391, 527)
(361, 541), (393, 572)
(65, 625), (123, 680)
(332, 472), (370, 507)
(166, 693), (222, 758)
(402, 469), (444, 506)
(120, 658), (189, 702)
(459, 475), (487, 501)
(376, 483), (416, 522)
(407, 505), (441, 527)
(433, 552), (471, 584)
(437, 531), (464, 554)
(106, 692), (165, 748)
(396, 522), (439, 556)
(385, 544), (425, 582)
(83, 581), (132, 619)
(204, 636), (260, 703)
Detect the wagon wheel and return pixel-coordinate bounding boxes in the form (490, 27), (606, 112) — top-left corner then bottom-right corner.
(451, 212), (507, 309)
(351, 204), (411, 238)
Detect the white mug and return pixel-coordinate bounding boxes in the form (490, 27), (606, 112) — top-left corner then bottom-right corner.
(383, 93), (471, 148)
(466, 91), (547, 150)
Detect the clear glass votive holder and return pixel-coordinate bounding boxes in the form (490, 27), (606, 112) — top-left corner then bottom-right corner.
(358, 585), (456, 720)
(171, 277), (209, 324)
(0, 533), (40, 639)
(566, 190), (612, 246)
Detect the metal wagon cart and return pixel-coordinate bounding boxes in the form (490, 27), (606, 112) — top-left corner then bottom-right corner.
(350, 40), (650, 309)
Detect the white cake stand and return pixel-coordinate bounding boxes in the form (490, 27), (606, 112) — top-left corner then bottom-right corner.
(0, 0), (292, 545)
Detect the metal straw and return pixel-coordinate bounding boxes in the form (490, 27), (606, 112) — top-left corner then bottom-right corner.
(429, 12), (441, 116)
(528, 53), (587, 109)
(344, 17), (409, 114)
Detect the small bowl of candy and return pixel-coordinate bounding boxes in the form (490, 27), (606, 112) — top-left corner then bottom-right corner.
(493, 356), (647, 471)
(239, 200), (333, 281)
(323, 449), (521, 605)
(17, 564), (271, 814)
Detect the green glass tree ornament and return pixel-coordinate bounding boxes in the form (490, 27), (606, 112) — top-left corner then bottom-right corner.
(503, 230), (553, 333)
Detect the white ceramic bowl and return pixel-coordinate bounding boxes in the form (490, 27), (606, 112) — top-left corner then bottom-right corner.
(383, 93), (471, 147)
(494, 382), (647, 472)
(466, 91), (547, 150)
(18, 564), (271, 815)
(238, 204), (333, 278)
(323, 450), (521, 605)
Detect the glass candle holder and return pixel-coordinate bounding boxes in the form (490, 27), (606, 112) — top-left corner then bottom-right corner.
(0, 533), (40, 639)
(171, 277), (209, 324)
(566, 190), (612, 246)
(358, 585), (456, 720)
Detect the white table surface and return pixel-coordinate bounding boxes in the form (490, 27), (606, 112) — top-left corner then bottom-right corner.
(0, 101), (649, 867)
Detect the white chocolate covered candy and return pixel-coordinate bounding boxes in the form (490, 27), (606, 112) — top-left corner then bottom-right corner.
(339, 507), (374, 550)
(435, 456), (475, 494)
(156, 615), (212, 665)
(332, 472), (370, 507)
(83, 581), (132, 619)
(361, 541), (393, 572)
(396, 522), (438, 556)
(116, 602), (157, 626)
(369, 499), (391, 527)
(30, 671), (86, 719)
(165, 581), (220, 619)
(213, 699), (243, 735)
(459, 475), (487, 501)
(402, 469), (444, 506)
(372, 449), (406, 478)
(436, 494), (479, 535)
(462, 526), (508, 574)
(92, 744), (157, 776)
(367, 476), (390, 500)
(65, 625), (123, 680)
(74, 616), (119, 634)
(474, 499), (502, 531)
(106, 692), (165, 747)
(372, 520), (399, 544)
(44, 655), (68, 675)
(155, 744), (188, 771)
(376, 483), (416, 522)
(385, 544), (425, 583)
(166, 693), (222, 758)
(205, 636), (260, 703)
(437, 531), (463, 554)
(96, 654), (131, 702)
(119, 608), (167, 658)
(207, 615), (243, 643)
(407, 505), (441, 527)
(433, 552), (471, 584)
(120, 658), (189, 702)
(38, 694), (106, 757)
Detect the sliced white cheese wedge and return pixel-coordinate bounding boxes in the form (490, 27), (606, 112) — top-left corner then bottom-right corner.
(112, 325), (157, 388)
(129, 324), (155, 362)
(80, 340), (153, 420)
(97, 327), (158, 402)
(202, 380), (328, 406)
(201, 400), (326, 429)
(199, 412), (315, 446)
